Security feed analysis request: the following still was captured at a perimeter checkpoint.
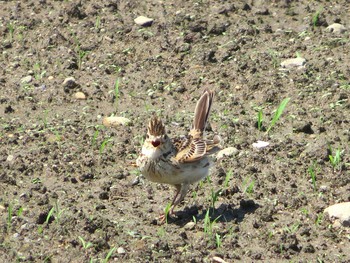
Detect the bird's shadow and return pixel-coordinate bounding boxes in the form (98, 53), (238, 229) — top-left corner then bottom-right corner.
(167, 199), (259, 227)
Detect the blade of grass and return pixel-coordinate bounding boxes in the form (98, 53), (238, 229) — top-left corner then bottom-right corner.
(266, 97), (290, 133)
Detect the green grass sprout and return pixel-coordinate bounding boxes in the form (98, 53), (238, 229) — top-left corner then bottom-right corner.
(266, 97), (290, 133)
(308, 162), (317, 191)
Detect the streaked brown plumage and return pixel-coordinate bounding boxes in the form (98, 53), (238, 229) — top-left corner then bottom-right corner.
(136, 89), (220, 219)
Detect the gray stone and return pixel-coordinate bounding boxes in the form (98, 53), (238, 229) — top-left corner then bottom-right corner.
(327, 23), (347, 34)
(134, 16), (154, 27)
(281, 57), (306, 68)
(63, 77), (79, 90)
(217, 147), (239, 159)
(21, 75), (32, 84)
(324, 202), (350, 227)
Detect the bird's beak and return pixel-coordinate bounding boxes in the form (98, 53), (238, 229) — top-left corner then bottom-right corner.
(151, 140), (161, 147)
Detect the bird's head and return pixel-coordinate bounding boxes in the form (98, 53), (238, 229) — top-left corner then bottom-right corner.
(141, 116), (170, 158)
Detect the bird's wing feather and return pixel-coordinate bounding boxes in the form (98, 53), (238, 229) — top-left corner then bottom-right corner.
(174, 137), (207, 163)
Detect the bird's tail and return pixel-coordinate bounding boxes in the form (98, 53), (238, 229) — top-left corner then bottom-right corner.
(192, 89), (214, 134)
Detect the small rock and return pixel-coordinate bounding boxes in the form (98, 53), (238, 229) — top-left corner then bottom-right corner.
(324, 202), (350, 227)
(327, 23), (346, 34)
(48, 76), (54, 81)
(63, 77), (79, 90)
(213, 256), (228, 263)
(252, 141), (270, 149)
(281, 57), (306, 68)
(6, 155), (14, 162)
(103, 116), (131, 127)
(134, 16), (153, 27)
(319, 185), (328, 193)
(21, 76), (32, 84)
(74, 91), (86, 100)
(216, 147), (239, 159)
(184, 221), (196, 230)
(117, 247), (126, 254)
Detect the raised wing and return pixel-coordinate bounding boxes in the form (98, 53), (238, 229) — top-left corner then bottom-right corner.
(174, 137), (207, 163)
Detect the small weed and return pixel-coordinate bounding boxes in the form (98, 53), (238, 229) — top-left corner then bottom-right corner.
(315, 213), (323, 226)
(7, 23), (15, 42)
(17, 206), (23, 217)
(7, 204), (13, 232)
(76, 48), (88, 69)
(242, 178), (255, 195)
(328, 146), (342, 172)
(95, 16), (101, 30)
(257, 109), (263, 131)
(192, 216), (197, 224)
(91, 125), (104, 146)
(300, 208), (309, 216)
(266, 98), (290, 133)
(210, 188), (222, 209)
(99, 137), (113, 154)
(223, 169), (233, 188)
(163, 202), (172, 224)
(215, 233), (222, 248)
(102, 246), (117, 263)
(114, 78), (120, 110)
(203, 210), (221, 236)
(312, 8), (323, 29)
(308, 162), (317, 191)
(78, 236), (93, 250)
(284, 222), (300, 234)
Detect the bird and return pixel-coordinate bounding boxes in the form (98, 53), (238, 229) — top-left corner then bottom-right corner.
(136, 89), (220, 220)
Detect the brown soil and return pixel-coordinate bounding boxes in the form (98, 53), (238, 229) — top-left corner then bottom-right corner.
(1, 0), (349, 262)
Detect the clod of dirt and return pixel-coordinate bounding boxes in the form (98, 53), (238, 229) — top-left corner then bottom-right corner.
(63, 77), (80, 92)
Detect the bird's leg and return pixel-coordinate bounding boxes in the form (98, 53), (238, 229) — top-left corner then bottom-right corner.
(159, 184), (182, 223)
(170, 184), (189, 215)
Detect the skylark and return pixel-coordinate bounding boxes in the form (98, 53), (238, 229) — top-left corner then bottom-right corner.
(136, 89), (220, 219)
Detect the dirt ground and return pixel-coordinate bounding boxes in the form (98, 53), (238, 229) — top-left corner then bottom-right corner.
(1, 0), (349, 262)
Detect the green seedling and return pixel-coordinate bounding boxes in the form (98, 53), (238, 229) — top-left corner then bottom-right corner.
(45, 207), (55, 225)
(243, 178), (255, 195)
(203, 210), (221, 236)
(95, 16), (101, 30)
(91, 125), (104, 146)
(257, 109), (263, 131)
(210, 188), (222, 209)
(7, 23), (15, 42)
(17, 206), (23, 217)
(114, 78), (120, 110)
(7, 204), (13, 232)
(284, 222), (300, 234)
(312, 9), (322, 28)
(78, 236), (93, 250)
(328, 146), (342, 172)
(215, 233), (222, 248)
(41, 109), (49, 129)
(77, 49), (88, 69)
(224, 169), (233, 188)
(99, 137), (113, 154)
(192, 216), (197, 224)
(315, 213), (323, 226)
(266, 97), (290, 133)
(102, 246), (117, 263)
(308, 162), (317, 191)
(163, 202), (172, 224)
